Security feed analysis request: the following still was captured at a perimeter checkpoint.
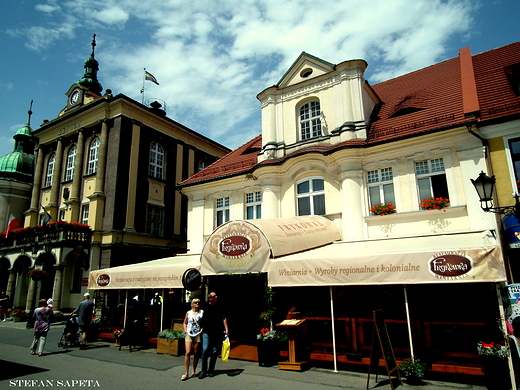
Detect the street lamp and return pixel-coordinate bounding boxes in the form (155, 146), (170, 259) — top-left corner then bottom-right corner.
(471, 171), (520, 219)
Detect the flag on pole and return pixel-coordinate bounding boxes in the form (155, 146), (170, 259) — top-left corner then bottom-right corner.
(6, 214), (21, 238)
(40, 204), (53, 226)
(145, 71), (159, 85)
(42, 211), (52, 226)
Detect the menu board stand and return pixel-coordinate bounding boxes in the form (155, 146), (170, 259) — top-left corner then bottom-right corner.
(276, 319), (308, 371)
(366, 310), (402, 390)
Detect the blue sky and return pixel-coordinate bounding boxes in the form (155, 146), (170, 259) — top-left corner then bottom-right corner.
(0, 0), (518, 159)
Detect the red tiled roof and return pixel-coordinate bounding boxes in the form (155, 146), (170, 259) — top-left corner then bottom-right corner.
(179, 135), (262, 186)
(179, 42), (520, 187)
(473, 42), (520, 122)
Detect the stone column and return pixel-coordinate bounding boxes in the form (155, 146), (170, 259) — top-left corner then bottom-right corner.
(261, 183), (281, 219)
(6, 270), (15, 308)
(26, 147), (45, 226)
(69, 130), (85, 222)
(339, 164), (365, 241)
(125, 121), (141, 232)
(51, 265), (65, 313)
(48, 139), (64, 220)
(26, 279), (36, 311)
(89, 120), (109, 235)
(94, 120), (108, 195)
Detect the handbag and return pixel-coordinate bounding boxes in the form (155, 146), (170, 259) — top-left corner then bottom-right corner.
(221, 336), (230, 362)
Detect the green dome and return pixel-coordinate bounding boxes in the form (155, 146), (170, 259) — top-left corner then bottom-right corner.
(76, 34), (103, 95)
(15, 124), (32, 137)
(0, 151), (34, 183)
(0, 119), (35, 183)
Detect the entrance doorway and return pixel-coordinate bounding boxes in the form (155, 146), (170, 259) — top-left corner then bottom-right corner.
(206, 273), (269, 345)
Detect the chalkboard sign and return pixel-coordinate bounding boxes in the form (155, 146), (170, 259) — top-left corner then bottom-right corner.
(366, 310), (402, 390)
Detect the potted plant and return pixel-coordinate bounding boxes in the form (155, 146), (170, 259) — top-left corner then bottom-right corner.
(370, 203), (396, 216)
(398, 357), (427, 384)
(256, 328), (286, 367)
(10, 309), (27, 323)
(156, 329), (185, 356)
(113, 328), (124, 347)
(477, 341), (511, 389)
(419, 197), (450, 210)
(26, 269), (49, 284)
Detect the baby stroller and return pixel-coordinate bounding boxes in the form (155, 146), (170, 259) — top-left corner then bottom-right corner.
(58, 315), (80, 349)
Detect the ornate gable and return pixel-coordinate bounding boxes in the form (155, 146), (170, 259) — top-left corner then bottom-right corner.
(277, 52), (335, 88)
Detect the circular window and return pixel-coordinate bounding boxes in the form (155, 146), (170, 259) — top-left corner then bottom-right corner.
(300, 68), (313, 78)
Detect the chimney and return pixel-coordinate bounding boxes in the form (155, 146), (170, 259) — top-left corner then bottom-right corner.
(459, 47), (480, 118)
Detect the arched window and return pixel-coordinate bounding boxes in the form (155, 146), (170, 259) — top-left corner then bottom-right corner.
(149, 142), (164, 179)
(45, 154), (55, 187)
(296, 177), (325, 216)
(65, 145), (77, 181)
(86, 137), (100, 174)
(299, 100), (322, 140)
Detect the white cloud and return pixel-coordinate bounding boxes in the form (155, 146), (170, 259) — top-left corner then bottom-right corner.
(35, 4), (61, 13)
(92, 7), (129, 25)
(10, 0), (477, 149)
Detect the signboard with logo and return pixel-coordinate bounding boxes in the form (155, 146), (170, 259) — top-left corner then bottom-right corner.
(202, 221), (271, 274)
(87, 255), (200, 290)
(201, 216), (341, 275)
(268, 247), (505, 287)
(182, 268), (202, 291)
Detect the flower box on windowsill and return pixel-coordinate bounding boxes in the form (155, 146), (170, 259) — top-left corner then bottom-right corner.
(365, 205), (466, 222)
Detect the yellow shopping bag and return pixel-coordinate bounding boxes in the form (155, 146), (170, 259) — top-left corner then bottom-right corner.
(221, 336), (230, 362)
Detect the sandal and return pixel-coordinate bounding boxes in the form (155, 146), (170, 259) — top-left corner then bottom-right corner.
(181, 375), (188, 381)
(31, 351), (36, 355)
(189, 373), (197, 378)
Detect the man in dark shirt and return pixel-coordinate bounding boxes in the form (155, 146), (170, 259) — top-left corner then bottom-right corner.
(71, 292), (94, 350)
(199, 292), (229, 379)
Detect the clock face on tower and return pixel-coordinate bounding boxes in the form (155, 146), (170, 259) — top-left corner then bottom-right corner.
(70, 90), (80, 104)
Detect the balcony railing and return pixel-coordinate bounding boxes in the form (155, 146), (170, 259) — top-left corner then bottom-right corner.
(0, 222), (92, 251)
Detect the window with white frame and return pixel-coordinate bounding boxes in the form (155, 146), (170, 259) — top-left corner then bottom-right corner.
(509, 137), (520, 185)
(367, 168), (395, 209)
(81, 204), (89, 225)
(150, 142), (164, 179)
(65, 145), (77, 181)
(216, 196), (230, 226)
(59, 209), (66, 222)
(45, 154), (55, 187)
(296, 177), (325, 216)
(415, 157), (449, 202)
(299, 101), (322, 140)
(245, 191), (261, 219)
(87, 137), (100, 175)
(147, 205), (164, 236)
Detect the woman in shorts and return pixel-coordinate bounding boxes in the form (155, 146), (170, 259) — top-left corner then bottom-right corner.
(182, 298), (203, 380)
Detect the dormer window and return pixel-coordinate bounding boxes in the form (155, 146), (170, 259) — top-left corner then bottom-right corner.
(505, 63), (520, 96)
(299, 100), (322, 140)
(389, 91), (427, 118)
